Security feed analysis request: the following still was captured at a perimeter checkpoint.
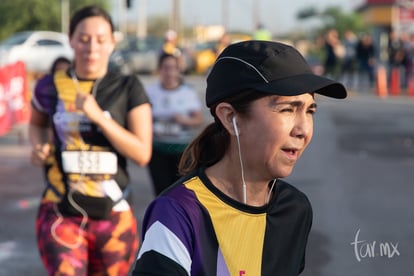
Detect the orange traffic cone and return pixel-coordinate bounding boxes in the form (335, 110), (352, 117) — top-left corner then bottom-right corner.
(390, 67), (400, 96)
(376, 65), (388, 98)
(408, 77), (414, 97)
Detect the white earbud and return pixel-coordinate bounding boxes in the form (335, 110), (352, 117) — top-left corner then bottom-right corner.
(232, 115), (246, 204)
(232, 116), (239, 137)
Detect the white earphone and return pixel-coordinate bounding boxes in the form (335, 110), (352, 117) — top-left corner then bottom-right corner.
(232, 116), (239, 137)
(232, 115), (246, 203)
(231, 115), (274, 205)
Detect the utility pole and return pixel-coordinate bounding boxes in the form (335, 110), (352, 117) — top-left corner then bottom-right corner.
(171, 0), (180, 32)
(253, 0), (260, 30)
(118, 0), (127, 34)
(222, 0), (229, 31)
(136, 0), (147, 38)
(61, 0), (70, 34)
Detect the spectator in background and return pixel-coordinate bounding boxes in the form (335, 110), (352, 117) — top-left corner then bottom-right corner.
(340, 30), (357, 89)
(406, 33), (414, 88)
(147, 53), (204, 195)
(387, 29), (408, 88)
(33, 56), (72, 173)
(397, 31), (412, 89)
(253, 23), (272, 41)
(35, 57), (72, 93)
(355, 32), (376, 89)
(51, 57), (71, 75)
(388, 29), (405, 71)
(323, 29), (341, 79)
(34, 57), (71, 105)
(161, 29), (187, 72)
(215, 33), (231, 57)
(161, 29), (181, 57)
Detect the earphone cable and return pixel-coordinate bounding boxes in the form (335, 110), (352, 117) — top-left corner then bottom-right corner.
(235, 130), (247, 204)
(266, 178), (277, 204)
(51, 71), (94, 249)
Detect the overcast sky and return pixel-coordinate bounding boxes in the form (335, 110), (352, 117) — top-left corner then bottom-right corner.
(111, 0), (364, 35)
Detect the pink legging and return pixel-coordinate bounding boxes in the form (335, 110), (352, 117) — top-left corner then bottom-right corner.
(36, 202), (139, 276)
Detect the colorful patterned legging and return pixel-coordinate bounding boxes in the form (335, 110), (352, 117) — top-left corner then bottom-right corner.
(36, 202), (139, 276)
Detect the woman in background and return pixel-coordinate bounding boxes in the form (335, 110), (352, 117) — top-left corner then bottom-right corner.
(147, 53), (203, 195)
(29, 5), (152, 275)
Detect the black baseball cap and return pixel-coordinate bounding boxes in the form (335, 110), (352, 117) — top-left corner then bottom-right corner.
(206, 40), (347, 107)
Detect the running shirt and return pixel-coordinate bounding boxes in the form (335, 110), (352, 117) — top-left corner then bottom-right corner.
(133, 168), (313, 276)
(31, 70), (149, 203)
(147, 83), (202, 152)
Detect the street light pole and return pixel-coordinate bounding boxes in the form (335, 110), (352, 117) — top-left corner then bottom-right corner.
(119, 0), (127, 34)
(136, 0), (147, 38)
(253, 0), (260, 30)
(222, 0), (229, 31)
(171, 0), (180, 32)
(61, 0), (70, 34)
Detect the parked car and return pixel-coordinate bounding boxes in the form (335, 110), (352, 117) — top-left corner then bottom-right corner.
(0, 31), (73, 73)
(109, 35), (194, 75)
(109, 36), (162, 75)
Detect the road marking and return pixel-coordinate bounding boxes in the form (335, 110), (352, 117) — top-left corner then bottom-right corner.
(0, 241), (17, 262)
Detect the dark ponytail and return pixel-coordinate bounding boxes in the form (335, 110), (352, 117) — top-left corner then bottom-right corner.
(178, 121), (229, 175)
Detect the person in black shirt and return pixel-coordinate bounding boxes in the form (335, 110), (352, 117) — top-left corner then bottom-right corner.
(29, 5), (152, 275)
(132, 40), (347, 275)
(356, 32), (376, 88)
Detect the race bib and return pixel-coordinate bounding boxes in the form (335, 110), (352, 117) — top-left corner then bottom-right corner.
(61, 151), (118, 174)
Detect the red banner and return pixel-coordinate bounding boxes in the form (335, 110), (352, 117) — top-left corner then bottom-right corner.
(0, 61), (30, 136)
(0, 75), (12, 136)
(0, 66), (12, 136)
(399, 6), (414, 22)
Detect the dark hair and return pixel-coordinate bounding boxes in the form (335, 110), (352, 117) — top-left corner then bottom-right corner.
(158, 53), (179, 69)
(178, 90), (268, 175)
(69, 5), (114, 38)
(50, 57), (71, 74)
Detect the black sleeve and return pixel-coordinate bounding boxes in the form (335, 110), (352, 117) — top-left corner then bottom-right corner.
(126, 74), (150, 111)
(299, 202), (313, 274)
(132, 250), (188, 276)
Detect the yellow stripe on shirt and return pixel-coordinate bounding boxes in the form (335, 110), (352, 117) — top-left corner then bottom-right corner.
(185, 177), (267, 276)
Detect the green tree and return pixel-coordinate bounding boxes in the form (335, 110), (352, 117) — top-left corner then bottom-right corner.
(297, 5), (367, 38)
(0, 0), (109, 41)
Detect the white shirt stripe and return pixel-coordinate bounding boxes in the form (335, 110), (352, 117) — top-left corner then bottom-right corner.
(137, 221), (192, 275)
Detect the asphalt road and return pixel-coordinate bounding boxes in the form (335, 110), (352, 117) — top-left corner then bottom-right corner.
(291, 95), (414, 276)
(1, 75), (414, 275)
